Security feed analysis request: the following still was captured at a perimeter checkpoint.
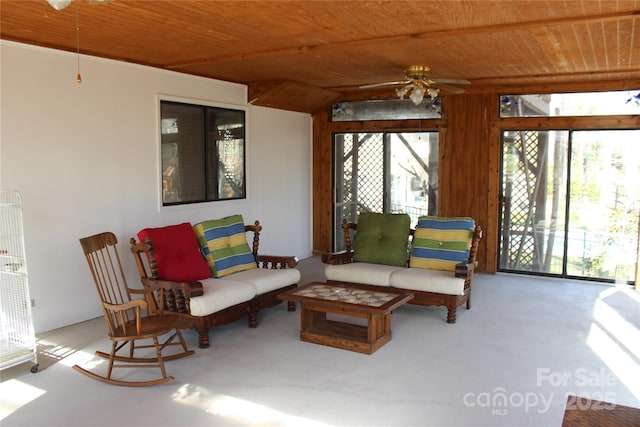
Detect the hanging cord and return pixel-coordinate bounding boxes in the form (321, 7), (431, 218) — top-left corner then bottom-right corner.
(76, 3), (82, 83)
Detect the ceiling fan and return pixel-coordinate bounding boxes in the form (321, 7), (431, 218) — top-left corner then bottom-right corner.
(360, 65), (470, 105)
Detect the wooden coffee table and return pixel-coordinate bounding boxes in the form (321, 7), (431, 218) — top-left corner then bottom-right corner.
(278, 282), (413, 354)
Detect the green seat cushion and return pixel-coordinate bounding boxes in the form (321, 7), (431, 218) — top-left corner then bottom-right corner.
(193, 215), (257, 278)
(353, 212), (411, 267)
(409, 216), (475, 271)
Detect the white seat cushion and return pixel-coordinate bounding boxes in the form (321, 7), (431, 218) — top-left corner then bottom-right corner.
(390, 268), (465, 296)
(189, 278), (256, 316)
(324, 262), (402, 287)
(230, 267), (301, 295)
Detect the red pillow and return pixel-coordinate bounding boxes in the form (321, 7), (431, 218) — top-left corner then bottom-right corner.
(138, 222), (211, 282)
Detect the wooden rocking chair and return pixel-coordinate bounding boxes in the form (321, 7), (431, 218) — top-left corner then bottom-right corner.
(74, 232), (195, 386)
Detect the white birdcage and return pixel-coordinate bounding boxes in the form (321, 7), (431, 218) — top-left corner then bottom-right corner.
(0, 190), (38, 373)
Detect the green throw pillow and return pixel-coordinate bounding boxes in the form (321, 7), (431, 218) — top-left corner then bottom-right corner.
(353, 212), (411, 267)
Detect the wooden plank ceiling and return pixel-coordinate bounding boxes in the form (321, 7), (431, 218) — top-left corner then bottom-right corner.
(2, 0), (640, 113)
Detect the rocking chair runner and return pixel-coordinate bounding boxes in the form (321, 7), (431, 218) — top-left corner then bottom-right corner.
(74, 232), (194, 387)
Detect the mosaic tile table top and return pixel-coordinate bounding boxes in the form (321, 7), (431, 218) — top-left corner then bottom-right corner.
(291, 283), (398, 307)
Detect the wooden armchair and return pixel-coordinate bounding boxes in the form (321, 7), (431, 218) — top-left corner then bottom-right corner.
(130, 220), (299, 348)
(74, 232), (194, 386)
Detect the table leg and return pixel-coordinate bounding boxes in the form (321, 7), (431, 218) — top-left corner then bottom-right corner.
(368, 313), (382, 343)
(300, 304), (326, 331)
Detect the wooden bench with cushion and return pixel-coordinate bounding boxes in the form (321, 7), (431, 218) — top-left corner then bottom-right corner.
(322, 213), (482, 323)
(130, 215), (299, 348)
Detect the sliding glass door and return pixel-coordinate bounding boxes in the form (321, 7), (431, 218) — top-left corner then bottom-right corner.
(499, 129), (640, 284)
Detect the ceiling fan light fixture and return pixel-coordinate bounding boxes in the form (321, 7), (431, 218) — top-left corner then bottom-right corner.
(408, 84), (425, 105)
(405, 65), (430, 80)
(396, 85), (410, 99)
(47, 0), (73, 10)
(362, 65), (463, 105)
(398, 81), (440, 106)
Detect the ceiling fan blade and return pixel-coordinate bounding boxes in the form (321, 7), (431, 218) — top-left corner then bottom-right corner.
(359, 80), (409, 89)
(434, 83), (467, 94)
(432, 78), (471, 85)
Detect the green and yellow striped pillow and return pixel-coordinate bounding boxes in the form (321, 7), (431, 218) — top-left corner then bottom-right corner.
(409, 216), (475, 271)
(193, 215), (257, 278)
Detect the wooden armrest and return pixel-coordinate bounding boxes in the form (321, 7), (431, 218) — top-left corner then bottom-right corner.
(104, 299), (151, 335)
(321, 251), (354, 265)
(130, 282), (172, 295)
(454, 260), (478, 278)
(183, 281), (204, 297)
(104, 299), (147, 312)
(140, 277), (204, 298)
(255, 254), (298, 269)
(139, 277), (202, 314)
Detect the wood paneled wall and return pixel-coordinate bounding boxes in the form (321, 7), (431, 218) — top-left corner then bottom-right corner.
(312, 112), (335, 256)
(312, 89), (640, 274)
(439, 93), (494, 272)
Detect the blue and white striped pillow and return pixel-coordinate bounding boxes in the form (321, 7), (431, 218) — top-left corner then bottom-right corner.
(193, 215), (257, 278)
(409, 216), (475, 271)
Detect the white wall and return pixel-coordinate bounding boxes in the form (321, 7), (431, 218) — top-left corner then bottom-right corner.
(0, 41), (312, 333)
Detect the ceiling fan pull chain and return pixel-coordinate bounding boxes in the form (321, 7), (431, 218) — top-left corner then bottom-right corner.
(76, 3), (82, 83)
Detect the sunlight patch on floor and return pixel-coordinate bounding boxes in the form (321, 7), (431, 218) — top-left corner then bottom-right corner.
(35, 336), (95, 368)
(39, 342), (80, 360)
(0, 342), (102, 421)
(587, 286), (640, 401)
(172, 384), (332, 426)
(56, 348), (103, 368)
(0, 379), (45, 421)
(592, 296), (640, 359)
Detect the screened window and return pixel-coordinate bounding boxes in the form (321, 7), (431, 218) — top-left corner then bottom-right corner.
(160, 101), (245, 206)
(333, 132), (438, 251)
